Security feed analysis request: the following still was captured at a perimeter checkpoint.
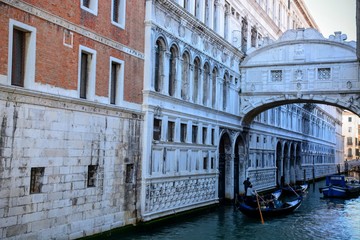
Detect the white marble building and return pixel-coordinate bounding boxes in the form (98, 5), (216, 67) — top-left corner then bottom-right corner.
(141, 0), (349, 221)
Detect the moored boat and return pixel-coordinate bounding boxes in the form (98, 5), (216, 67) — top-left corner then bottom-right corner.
(319, 175), (360, 199)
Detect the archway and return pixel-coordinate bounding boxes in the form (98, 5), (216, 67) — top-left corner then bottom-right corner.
(234, 135), (246, 195)
(283, 142), (290, 185)
(276, 141), (282, 186)
(218, 132), (231, 202)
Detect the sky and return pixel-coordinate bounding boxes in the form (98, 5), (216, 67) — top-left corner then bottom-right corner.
(303, 0), (356, 41)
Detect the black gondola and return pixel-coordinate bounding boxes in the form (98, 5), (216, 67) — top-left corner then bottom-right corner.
(236, 195), (303, 218)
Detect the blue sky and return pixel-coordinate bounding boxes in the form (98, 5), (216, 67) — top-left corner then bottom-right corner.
(303, 0), (356, 41)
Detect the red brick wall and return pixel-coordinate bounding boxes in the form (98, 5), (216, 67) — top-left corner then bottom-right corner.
(0, 1), (144, 104)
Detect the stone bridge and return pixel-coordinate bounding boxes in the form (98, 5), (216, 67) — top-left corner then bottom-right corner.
(240, 28), (359, 125)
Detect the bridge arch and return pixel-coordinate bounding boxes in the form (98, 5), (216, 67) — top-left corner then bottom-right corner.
(240, 28), (360, 125)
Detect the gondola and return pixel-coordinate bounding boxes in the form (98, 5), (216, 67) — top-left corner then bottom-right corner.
(282, 183), (308, 196)
(236, 195), (303, 218)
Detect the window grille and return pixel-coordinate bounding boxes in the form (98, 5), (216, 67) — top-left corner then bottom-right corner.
(30, 167), (45, 194)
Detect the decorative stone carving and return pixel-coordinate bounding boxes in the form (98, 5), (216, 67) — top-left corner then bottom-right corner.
(178, 24), (185, 38)
(145, 177), (217, 213)
(212, 46), (218, 58)
(294, 44), (305, 60)
(191, 32), (199, 45)
(346, 81), (352, 89)
(164, 14), (172, 29)
(294, 69), (303, 81)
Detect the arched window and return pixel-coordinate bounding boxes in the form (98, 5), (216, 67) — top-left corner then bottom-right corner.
(154, 39), (165, 92)
(203, 63), (210, 106)
(195, 0), (200, 18)
(212, 67), (217, 108)
(181, 52), (190, 100)
(223, 73), (229, 111)
(241, 18), (248, 53)
(213, 1), (218, 32)
(169, 45), (177, 96)
(205, 0), (210, 26)
(193, 57), (200, 103)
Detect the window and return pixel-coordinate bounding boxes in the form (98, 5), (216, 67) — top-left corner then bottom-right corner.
(212, 68), (217, 108)
(193, 58), (200, 103)
(222, 74), (228, 111)
(87, 165), (97, 187)
(318, 68), (331, 80)
(203, 63), (210, 106)
(348, 117), (352, 122)
(153, 118), (162, 141)
(347, 137), (353, 145)
(348, 127), (352, 133)
(125, 164), (134, 183)
(79, 46), (96, 100)
(30, 167), (44, 194)
(8, 19), (36, 88)
(81, 0), (98, 15)
(180, 123), (187, 143)
(203, 157), (208, 170)
(168, 121), (175, 142)
(211, 129), (215, 145)
(155, 39), (165, 92)
(111, 0), (126, 29)
(109, 57), (124, 105)
(202, 127), (207, 144)
(192, 125), (198, 143)
(181, 52), (190, 100)
(169, 46), (177, 96)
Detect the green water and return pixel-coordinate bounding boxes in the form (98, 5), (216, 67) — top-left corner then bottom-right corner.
(91, 177), (360, 240)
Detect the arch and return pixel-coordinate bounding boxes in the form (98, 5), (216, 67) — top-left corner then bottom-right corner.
(168, 44), (179, 97)
(276, 141), (283, 186)
(154, 37), (166, 93)
(240, 28), (360, 126)
(218, 131), (231, 202)
(193, 57), (201, 103)
(222, 71), (230, 111)
(181, 51), (190, 100)
(234, 134), (247, 195)
(211, 67), (218, 108)
(203, 62), (210, 106)
(283, 142), (290, 185)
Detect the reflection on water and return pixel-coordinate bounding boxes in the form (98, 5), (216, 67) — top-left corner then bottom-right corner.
(96, 176), (360, 240)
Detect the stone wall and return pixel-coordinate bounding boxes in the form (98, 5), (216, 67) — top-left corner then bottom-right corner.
(0, 87), (143, 239)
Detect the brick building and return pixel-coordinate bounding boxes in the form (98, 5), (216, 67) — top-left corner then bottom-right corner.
(0, 0), (144, 239)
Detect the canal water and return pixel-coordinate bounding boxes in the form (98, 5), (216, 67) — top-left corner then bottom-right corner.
(97, 174), (360, 240)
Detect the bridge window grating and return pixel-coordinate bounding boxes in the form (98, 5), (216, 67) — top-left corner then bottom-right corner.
(318, 68), (331, 80)
(271, 70), (282, 81)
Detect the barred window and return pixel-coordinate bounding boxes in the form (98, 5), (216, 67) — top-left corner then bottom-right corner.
(271, 70), (282, 81)
(87, 165), (97, 187)
(30, 167), (45, 194)
(318, 68), (331, 80)
(125, 164), (134, 183)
